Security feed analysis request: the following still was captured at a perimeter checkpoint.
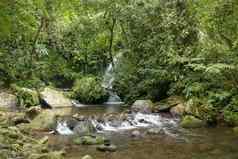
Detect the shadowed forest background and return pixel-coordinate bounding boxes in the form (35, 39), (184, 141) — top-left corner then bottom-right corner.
(1, 1), (238, 158)
(1, 0), (238, 124)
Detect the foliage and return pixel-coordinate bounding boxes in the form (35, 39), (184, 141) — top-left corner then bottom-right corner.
(186, 97), (218, 124)
(224, 96), (238, 126)
(114, 0), (197, 103)
(72, 76), (109, 104)
(0, 0), (238, 125)
(11, 84), (40, 108)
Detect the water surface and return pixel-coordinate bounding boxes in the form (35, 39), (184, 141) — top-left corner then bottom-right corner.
(49, 105), (238, 159)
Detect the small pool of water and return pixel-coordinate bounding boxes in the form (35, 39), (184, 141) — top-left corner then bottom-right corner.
(48, 106), (238, 159)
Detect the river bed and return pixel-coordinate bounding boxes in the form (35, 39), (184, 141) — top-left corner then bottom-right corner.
(47, 105), (238, 159)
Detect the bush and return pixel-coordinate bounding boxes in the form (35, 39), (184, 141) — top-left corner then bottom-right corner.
(186, 97), (218, 124)
(12, 85), (40, 108)
(72, 76), (109, 104)
(223, 96), (238, 126)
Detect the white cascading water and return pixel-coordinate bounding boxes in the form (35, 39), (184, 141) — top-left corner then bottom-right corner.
(102, 52), (123, 105)
(57, 53), (179, 136)
(56, 113), (179, 136)
(56, 121), (74, 135)
(91, 113), (178, 132)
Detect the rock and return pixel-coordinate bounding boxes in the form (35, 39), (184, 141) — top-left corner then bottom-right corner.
(0, 92), (17, 110)
(131, 130), (141, 138)
(28, 151), (64, 159)
(209, 149), (223, 155)
(25, 107), (41, 120)
(180, 115), (205, 128)
(73, 120), (96, 136)
(0, 113), (64, 159)
(96, 144), (117, 152)
(40, 87), (73, 108)
(38, 136), (49, 144)
(198, 143), (214, 152)
(153, 103), (171, 112)
(11, 114), (30, 125)
(170, 103), (186, 116)
(73, 135), (105, 145)
(147, 128), (164, 135)
(131, 100), (154, 113)
(65, 118), (78, 130)
(29, 109), (57, 130)
(73, 113), (86, 121)
(154, 96), (185, 112)
(164, 96), (184, 106)
(233, 127), (238, 134)
(82, 155), (93, 159)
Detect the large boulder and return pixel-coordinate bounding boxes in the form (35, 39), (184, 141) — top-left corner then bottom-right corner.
(0, 92), (17, 110)
(170, 103), (186, 116)
(0, 119), (64, 159)
(29, 109), (57, 130)
(40, 87), (73, 108)
(131, 100), (154, 113)
(154, 96), (185, 112)
(180, 115), (205, 128)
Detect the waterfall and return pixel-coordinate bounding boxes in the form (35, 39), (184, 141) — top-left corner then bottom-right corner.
(102, 53), (123, 105)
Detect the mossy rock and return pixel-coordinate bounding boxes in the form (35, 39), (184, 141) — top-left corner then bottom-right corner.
(0, 92), (17, 110)
(73, 135), (105, 145)
(0, 118), (64, 159)
(131, 100), (154, 113)
(40, 87), (73, 108)
(28, 151), (64, 159)
(28, 110), (57, 130)
(185, 98), (217, 123)
(180, 115), (205, 128)
(96, 144), (117, 152)
(233, 127), (238, 134)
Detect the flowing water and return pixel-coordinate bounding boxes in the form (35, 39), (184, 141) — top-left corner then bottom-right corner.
(48, 106), (238, 159)
(52, 53), (238, 159)
(102, 52), (123, 105)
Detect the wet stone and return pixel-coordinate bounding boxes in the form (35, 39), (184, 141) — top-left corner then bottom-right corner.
(96, 144), (117, 152)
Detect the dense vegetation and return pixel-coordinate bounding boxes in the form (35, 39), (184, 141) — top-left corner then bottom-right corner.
(0, 0), (238, 125)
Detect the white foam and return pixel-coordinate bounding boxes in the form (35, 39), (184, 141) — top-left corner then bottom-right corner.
(56, 113), (178, 135)
(56, 121), (74, 135)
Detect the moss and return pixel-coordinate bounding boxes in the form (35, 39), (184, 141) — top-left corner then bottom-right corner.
(223, 96), (238, 126)
(233, 127), (238, 134)
(73, 135), (105, 145)
(0, 112), (63, 159)
(224, 111), (238, 126)
(72, 76), (109, 104)
(180, 115), (205, 128)
(28, 110), (57, 130)
(185, 97), (218, 124)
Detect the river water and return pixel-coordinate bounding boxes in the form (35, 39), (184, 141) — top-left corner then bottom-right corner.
(47, 105), (238, 159)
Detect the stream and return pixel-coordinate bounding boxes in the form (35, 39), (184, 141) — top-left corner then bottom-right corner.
(46, 105), (238, 159)
(48, 52), (238, 159)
